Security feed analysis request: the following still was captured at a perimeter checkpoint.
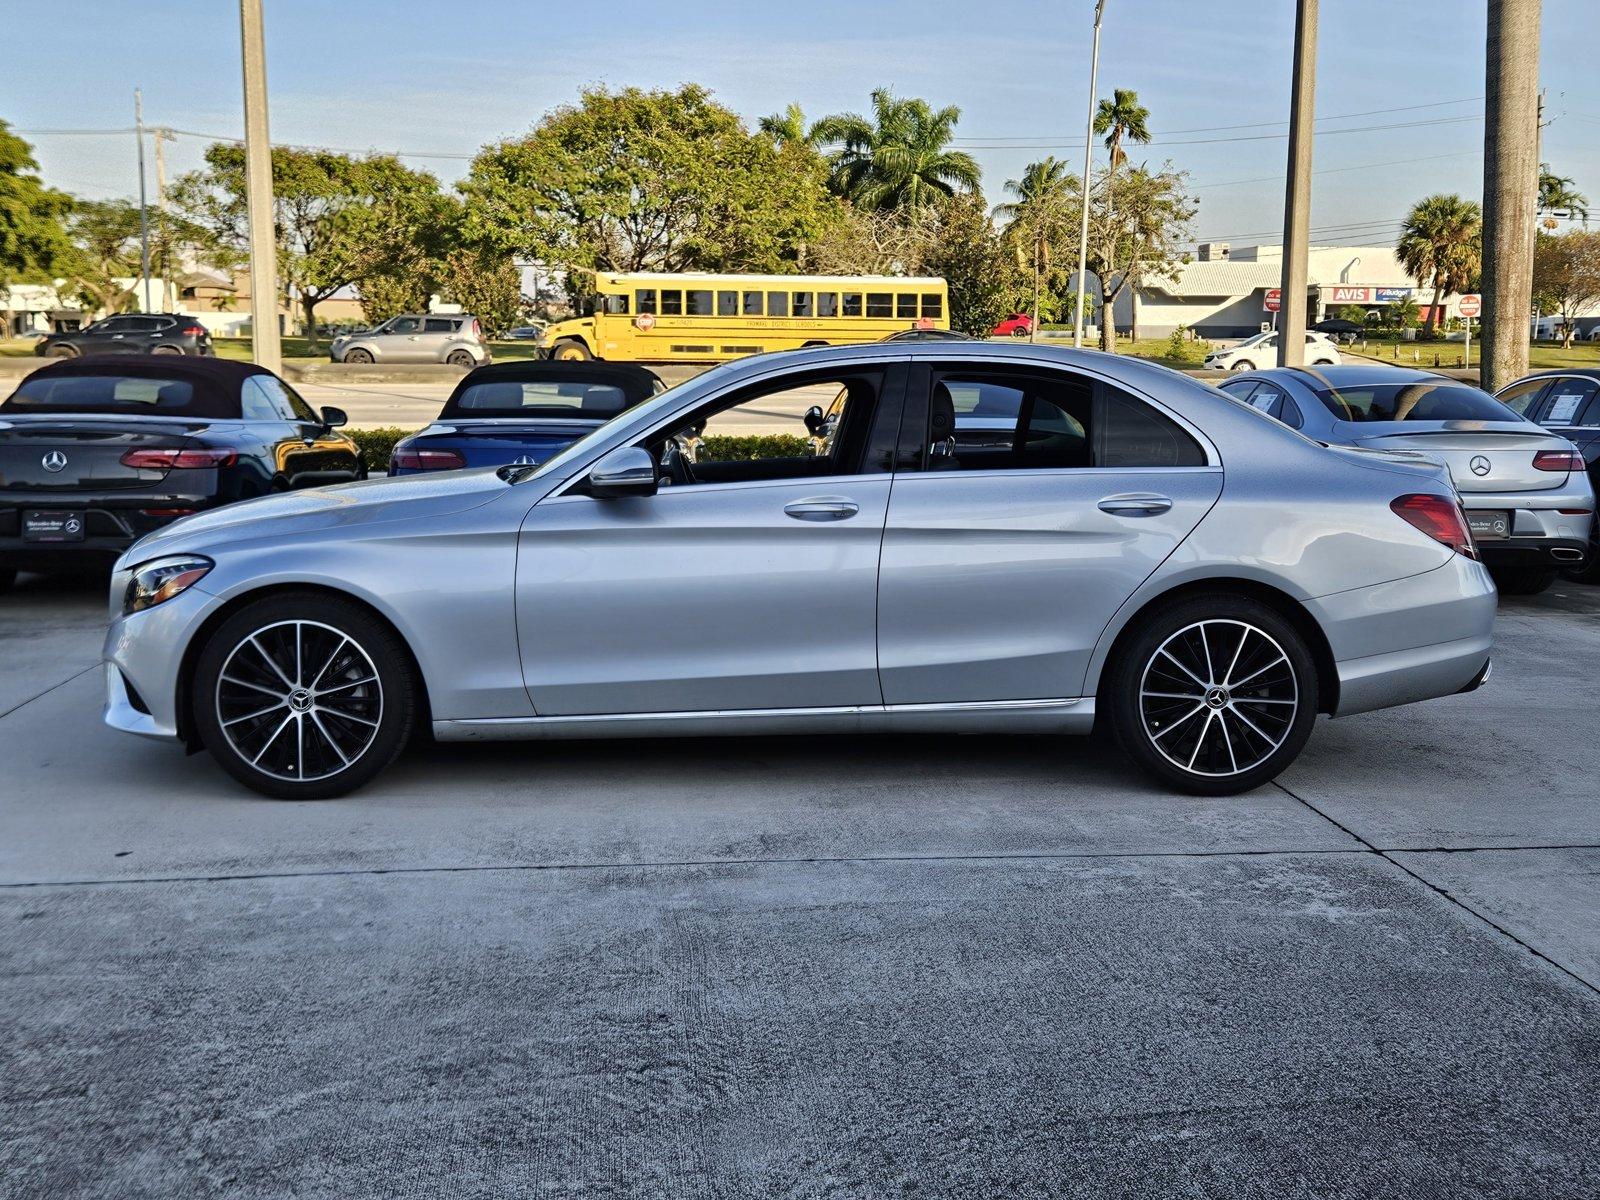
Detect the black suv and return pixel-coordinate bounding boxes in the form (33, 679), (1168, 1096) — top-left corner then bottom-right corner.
(36, 314), (214, 358)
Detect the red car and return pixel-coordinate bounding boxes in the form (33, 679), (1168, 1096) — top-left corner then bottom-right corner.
(991, 312), (1033, 338)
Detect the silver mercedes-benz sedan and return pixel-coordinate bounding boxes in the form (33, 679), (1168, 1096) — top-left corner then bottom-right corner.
(103, 343), (1496, 800)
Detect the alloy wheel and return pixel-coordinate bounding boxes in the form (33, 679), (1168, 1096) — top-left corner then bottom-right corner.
(1138, 619), (1299, 778)
(214, 620), (383, 783)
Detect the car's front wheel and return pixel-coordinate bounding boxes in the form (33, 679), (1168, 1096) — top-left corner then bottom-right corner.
(446, 349), (476, 367)
(192, 593), (418, 799)
(1106, 594), (1319, 795)
(343, 348), (374, 364)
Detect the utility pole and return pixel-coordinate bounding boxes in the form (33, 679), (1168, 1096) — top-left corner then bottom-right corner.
(1481, 0), (1541, 391)
(239, 0), (282, 372)
(1276, 0), (1318, 367)
(1073, 0), (1107, 349)
(153, 127), (175, 312)
(133, 89), (152, 312)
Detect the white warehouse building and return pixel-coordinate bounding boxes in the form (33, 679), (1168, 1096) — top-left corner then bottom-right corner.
(1110, 242), (1456, 339)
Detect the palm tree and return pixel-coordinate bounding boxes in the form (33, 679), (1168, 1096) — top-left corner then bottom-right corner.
(813, 89), (981, 211)
(1397, 193), (1483, 335)
(1539, 164), (1589, 228)
(759, 103), (819, 151)
(1094, 88), (1152, 174)
(995, 158), (1075, 339)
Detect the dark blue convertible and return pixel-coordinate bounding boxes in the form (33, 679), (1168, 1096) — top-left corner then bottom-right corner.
(387, 361), (664, 476)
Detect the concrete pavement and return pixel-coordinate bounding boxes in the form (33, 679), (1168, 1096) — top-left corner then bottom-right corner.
(2, 574), (1598, 1196)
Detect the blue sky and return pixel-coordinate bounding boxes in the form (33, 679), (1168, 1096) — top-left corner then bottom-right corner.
(5, 0), (1598, 251)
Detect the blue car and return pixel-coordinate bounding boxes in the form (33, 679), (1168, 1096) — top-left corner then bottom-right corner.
(388, 361), (664, 476)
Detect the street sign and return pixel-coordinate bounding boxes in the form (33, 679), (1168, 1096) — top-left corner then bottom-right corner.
(1459, 294), (1482, 318)
(1263, 288), (1281, 313)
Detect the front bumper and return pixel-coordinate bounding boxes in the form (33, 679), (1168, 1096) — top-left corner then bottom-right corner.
(102, 574), (224, 743)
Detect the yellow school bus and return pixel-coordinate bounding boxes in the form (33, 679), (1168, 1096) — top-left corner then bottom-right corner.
(536, 272), (950, 362)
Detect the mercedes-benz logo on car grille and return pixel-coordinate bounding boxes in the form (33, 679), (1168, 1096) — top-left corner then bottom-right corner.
(42, 450), (68, 472)
(511, 455), (538, 465)
(1470, 455), (1491, 476)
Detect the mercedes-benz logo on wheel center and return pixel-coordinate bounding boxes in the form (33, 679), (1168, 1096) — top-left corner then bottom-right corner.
(42, 450), (68, 472)
(1469, 455), (1491, 477)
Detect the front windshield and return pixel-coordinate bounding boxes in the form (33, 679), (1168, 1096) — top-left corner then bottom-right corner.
(1311, 381), (1514, 423)
(505, 357), (751, 485)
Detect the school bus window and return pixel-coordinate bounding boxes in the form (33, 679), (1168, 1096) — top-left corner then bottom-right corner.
(636, 289), (657, 314)
(767, 291), (789, 317)
(842, 293), (863, 318)
(866, 293), (892, 318)
(921, 293), (943, 318)
(600, 293), (629, 315)
(896, 294), (918, 319)
(661, 290), (683, 315)
(817, 292), (839, 318)
(687, 289), (713, 316)
(792, 292), (813, 318)
(717, 290), (738, 316)
(742, 291), (763, 315)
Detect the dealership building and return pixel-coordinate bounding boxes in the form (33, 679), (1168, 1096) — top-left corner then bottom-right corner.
(1110, 242), (1455, 339)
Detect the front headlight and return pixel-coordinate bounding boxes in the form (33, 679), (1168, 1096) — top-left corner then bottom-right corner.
(124, 555), (213, 616)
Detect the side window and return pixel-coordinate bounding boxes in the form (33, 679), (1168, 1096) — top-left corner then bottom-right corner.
(717, 290), (738, 317)
(648, 372), (885, 487)
(423, 318), (455, 333)
(600, 294), (629, 315)
(1494, 378), (1546, 417)
(242, 375), (313, 422)
(766, 291), (788, 318)
(792, 292), (813, 318)
(842, 293), (863, 318)
(923, 370), (1205, 472)
(686, 289), (712, 316)
(896, 294), (919, 320)
(741, 290), (763, 316)
(1278, 395), (1306, 430)
(636, 289), (657, 314)
(921, 293), (943, 319)
(660, 290), (683, 316)
(390, 317), (421, 334)
(1217, 380), (1259, 403)
(240, 377), (282, 421)
(1538, 380), (1598, 426)
(817, 292), (838, 318)
(866, 292), (893, 318)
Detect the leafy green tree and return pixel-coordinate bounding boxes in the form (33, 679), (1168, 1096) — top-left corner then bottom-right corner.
(925, 192), (1018, 335)
(1094, 88), (1152, 172)
(813, 89), (981, 212)
(1082, 165), (1195, 352)
(463, 85), (837, 281)
(995, 157), (1078, 333)
(1385, 293), (1421, 330)
(435, 248), (523, 338)
(758, 103), (822, 150)
(61, 198), (141, 315)
(173, 144), (445, 348)
(1539, 164), (1589, 228)
(1533, 230), (1600, 347)
(0, 120), (74, 291)
(1397, 193), (1481, 335)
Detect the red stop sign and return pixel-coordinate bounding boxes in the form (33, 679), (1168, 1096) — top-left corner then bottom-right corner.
(1458, 294), (1481, 318)
(1263, 288), (1281, 313)
(635, 312), (656, 331)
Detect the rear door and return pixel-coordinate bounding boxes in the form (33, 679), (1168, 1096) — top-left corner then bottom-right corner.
(876, 362), (1223, 705)
(421, 317), (458, 361)
(383, 316), (425, 361)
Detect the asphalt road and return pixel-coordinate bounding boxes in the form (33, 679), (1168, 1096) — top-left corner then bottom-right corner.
(2, 573), (1598, 1197)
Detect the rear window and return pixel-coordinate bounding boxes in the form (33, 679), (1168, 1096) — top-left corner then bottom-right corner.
(453, 380), (631, 418)
(2, 374), (200, 414)
(1311, 381), (1513, 423)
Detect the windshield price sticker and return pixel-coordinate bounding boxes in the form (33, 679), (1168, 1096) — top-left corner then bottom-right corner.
(1545, 394), (1586, 424)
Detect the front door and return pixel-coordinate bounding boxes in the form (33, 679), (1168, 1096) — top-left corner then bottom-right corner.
(876, 363), (1223, 705)
(516, 363), (905, 715)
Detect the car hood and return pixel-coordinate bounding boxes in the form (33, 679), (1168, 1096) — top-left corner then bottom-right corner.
(126, 466), (507, 560)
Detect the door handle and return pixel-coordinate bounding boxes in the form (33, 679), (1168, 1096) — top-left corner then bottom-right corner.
(1097, 493), (1173, 516)
(784, 496), (859, 521)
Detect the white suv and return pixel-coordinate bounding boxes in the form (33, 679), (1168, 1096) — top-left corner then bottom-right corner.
(1205, 331), (1341, 372)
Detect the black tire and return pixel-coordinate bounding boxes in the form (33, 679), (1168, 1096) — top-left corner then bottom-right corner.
(342, 348), (374, 364)
(1105, 594), (1319, 796)
(1490, 565), (1558, 595)
(191, 592), (418, 799)
(1562, 523), (1600, 584)
(446, 349), (475, 367)
(46, 343), (77, 358)
(1230, 359), (1256, 372)
(551, 338), (592, 362)
(150, 344), (184, 356)
(1010, 326), (1029, 339)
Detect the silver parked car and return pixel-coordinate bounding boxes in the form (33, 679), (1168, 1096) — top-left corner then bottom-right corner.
(330, 314), (490, 367)
(103, 343), (1496, 800)
(1218, 364), (1595, 594)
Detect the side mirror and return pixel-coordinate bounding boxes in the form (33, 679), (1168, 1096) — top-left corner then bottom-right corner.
(587, 445), (657, 499)
(803, 405), (826, 435)
(320, 405), (348, 429)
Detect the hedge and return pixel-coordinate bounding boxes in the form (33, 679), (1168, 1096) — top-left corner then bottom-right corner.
(345, 427), (813, 473)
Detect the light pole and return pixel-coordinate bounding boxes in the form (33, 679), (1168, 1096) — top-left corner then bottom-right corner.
(1481, 0), (1541, 391)
(240, 0), (282, 372)
(1072, 0), (1107, 349)
(1276, 0), (1318, 367)
(134, 89), (152, 312)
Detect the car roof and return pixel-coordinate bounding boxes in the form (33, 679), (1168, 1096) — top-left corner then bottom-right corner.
(441, 360), (664, 417)
(1244, 363), (1451, 389)
(1515, 368), (1600, 382)
(4, 354), (275, 418)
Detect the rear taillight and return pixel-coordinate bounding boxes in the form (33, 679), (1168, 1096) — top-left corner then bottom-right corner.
(390, 448), (466, 471)
(140, 507), (198, 519)
(1533, 449), (1584, 472)
(121, 447), (238, 469)
(181, 324), (207, 337)
(1391, 493), (1478, 560)
(471, 319), (483, 341)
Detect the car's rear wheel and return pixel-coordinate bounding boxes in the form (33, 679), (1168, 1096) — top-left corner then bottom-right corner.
(1490, 565), (1559, 595)
(446, 349), (475, 367)
(343, 348), (374, 364)
(551, 339), (592, 361)
(46, 344), (77, 358)
(1107, 595), (1319, 796)
(1229, 359), (1255, 372)
(1010, 326), (1028, 338)
(192, 594), (418, 799)
(150, 344), (183, 355)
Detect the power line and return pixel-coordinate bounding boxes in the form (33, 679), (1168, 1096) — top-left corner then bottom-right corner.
(1191, 149), (1481, 190)
(953, 113), (1482, 151)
